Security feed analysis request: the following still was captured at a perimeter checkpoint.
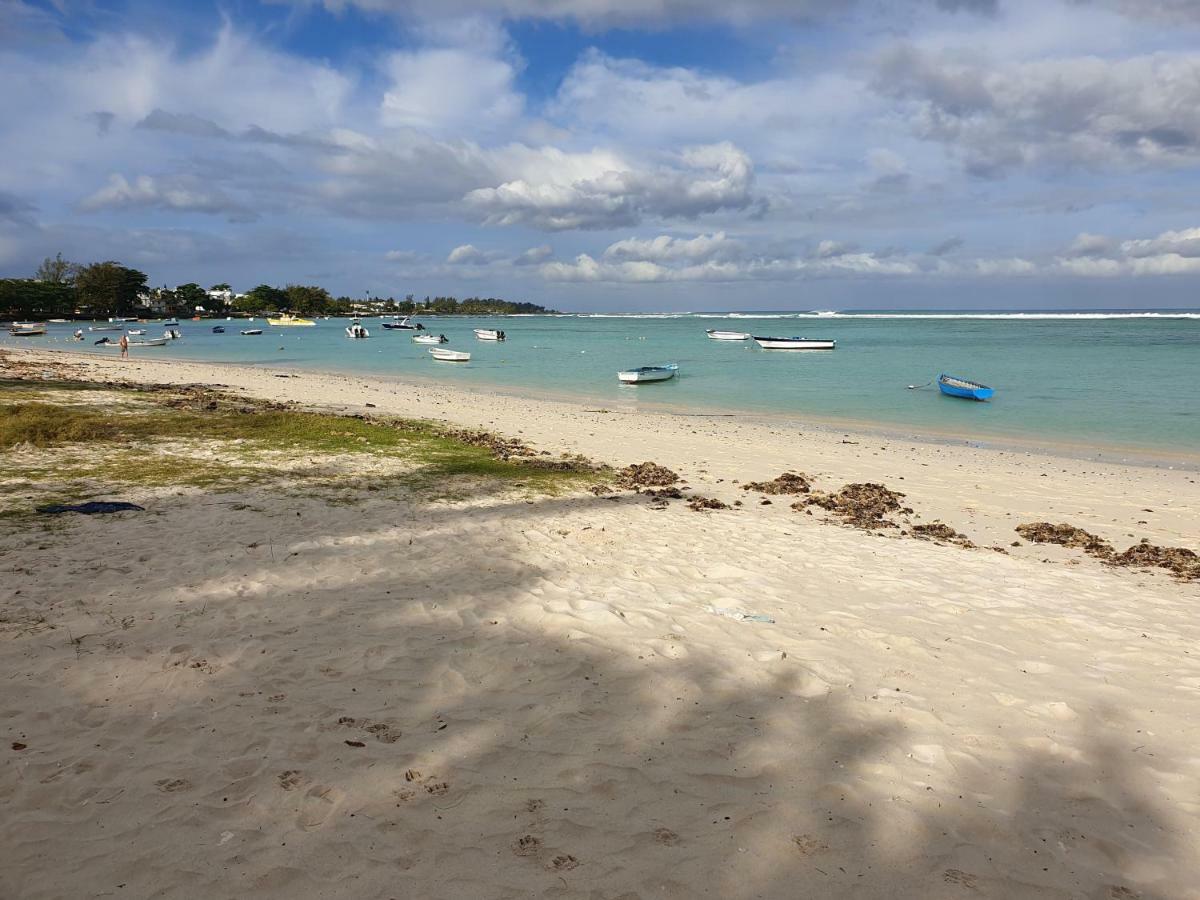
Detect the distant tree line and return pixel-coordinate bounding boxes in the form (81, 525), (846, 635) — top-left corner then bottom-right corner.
(2, 253), (558, 319)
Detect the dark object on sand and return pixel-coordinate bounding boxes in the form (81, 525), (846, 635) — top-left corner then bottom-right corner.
(37, 501), (145, 515)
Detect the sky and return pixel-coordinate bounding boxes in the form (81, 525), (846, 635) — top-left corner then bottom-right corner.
(3, 0), (1200, 310)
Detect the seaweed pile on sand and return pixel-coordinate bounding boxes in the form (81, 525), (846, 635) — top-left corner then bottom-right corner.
(795, 482), (913, 530)
(1016, 522), (1200, 582)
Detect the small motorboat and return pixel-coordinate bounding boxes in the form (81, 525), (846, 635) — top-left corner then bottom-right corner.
(938, 373), (994, 401)
(8, 322), (47, 336)
(72, 329), (84, 341)
(240, 329), (263, 336)
(127, 337), (169, 347)
(346, 321), (370, 338)
(474, 328), (506, 341)
(706, 329), (750, 341)
(211, 326), (226, 334)
(382, 316), (423, 330)
(413, 333), (448, 344)
(618, 364), (679, 384)
(429, 348), (470, 362)
(109, 316), (138, 323)
(162, 320), (180, 327)
(267, 315), (315, 326)
(128, 328), (146, 335)
(89, 324), (123, 332)
(752, 336), (836, 351)
(164, 328), (182, 340)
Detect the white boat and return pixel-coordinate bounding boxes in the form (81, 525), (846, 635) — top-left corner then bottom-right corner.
(164, 328), (182, 340)
(240, 328), (263, 336)
(706, 329), (750, 341)
(109, 316), (138, 323)
(127, 338), (168, 347)
(752, 336), (837, 351)
(429, 348), (470, 362)
(346, 321), (370, 338)
(9, 322), (47, 336)
(89, 324), (123, 332)
(474, 328), (506, 341)
(48, 318), (69, 323)
(618, 364), (679, 383)
(413, 333), (447, 344)
(127, 328), (146, 335)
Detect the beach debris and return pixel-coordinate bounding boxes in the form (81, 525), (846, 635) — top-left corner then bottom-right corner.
(1015, 522), (1200, 581)
(12, 742), (27, 751)
(687, 496), (730, 511)
(741, 472), (812, 495)
(617, 461), (679, 489)
(36, 501), (145, 516)
(911, 522), (977, 549)
(344, 740), (366, 748)
(1108, 540), (1200, 581)
(706, 605), (775, 624)
(1015, 522), (1113, 556)
(796, 482), (911, 529)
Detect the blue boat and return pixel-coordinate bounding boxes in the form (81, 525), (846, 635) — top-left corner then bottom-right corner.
(938, 373), (994, 401)
(211, 326), (226, 334)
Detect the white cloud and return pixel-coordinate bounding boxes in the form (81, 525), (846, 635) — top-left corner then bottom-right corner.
(602, 231), (741, 264)
(1120, 226), (1200, 258)
(446, 243), (488, 264)
(80, 173), (256, 221)
(513, 244), (553, 265)
(381, 47), (523, 135)
(465, 142), (755, 230)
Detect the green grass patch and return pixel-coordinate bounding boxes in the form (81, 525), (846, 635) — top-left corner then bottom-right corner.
(0, 380), (602, 505)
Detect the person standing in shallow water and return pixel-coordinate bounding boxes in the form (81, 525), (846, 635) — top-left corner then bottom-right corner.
(118, 332), (129, 359)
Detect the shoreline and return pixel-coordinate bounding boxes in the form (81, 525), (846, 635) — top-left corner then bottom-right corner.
(12, 343), (1200, 470)
(6, 346), (1198, 555)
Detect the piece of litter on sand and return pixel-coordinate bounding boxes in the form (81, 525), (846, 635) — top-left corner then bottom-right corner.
(706, 605), (775, 624)
(36, 501), (145, 516)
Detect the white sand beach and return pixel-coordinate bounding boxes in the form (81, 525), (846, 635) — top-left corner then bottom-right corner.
(3, 348), (1199, 899)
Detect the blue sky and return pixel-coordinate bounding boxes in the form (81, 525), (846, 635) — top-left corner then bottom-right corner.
(3, 0), (1200, 310)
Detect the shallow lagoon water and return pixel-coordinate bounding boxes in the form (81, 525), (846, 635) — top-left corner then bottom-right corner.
(8, 310), (1198, 458)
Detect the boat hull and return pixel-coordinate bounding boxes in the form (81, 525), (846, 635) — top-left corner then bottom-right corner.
(706, 330), (750, 340)
(8, 323), (47, 336)
(618, 365), (678, 383)
(429, 348), (470, 361)
(474, 329), (505, 341)
(240, 329), (263, 336)
(413, 334), (447, 344)
(752, 336), (836, 350)
(938, 373), (994, 401)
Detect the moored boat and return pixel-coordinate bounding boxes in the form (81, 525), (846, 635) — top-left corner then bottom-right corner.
(705, 329), (750, 341)
(267, 314), (315, 326)
(618, 364), (679, 383)
(128, 338), (169, 347)
(211, 326), (226, 334)
(474, 328), (506, 341)
(9, 322), (47, 336)
(938, 373), (994, 401)
(413, 333), (448, 344)
(381, 316), (423, 330)
(346, 321), (370, 338)
(429, 347), (470, 362)
(240, 328), (263, 336)
(752, 336), (837, 351)
(89, 324), (124, 332)
(128, 328), (146, 335)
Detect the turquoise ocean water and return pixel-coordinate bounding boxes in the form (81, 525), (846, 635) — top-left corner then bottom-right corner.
(7, 311), (1199, 460)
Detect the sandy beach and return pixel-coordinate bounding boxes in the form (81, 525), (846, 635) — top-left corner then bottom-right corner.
(3, 346), (1199, 899)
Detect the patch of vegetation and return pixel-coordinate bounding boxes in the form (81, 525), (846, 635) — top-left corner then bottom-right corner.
(0, 378), (603, 515)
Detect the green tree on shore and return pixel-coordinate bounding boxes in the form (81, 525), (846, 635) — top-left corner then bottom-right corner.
(74, 261), (147, 317)
(35, 253), (76, 285)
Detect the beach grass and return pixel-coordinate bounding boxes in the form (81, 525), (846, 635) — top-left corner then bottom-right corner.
(0, 377), (602, 516)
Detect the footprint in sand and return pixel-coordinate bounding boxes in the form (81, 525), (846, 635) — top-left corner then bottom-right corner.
(424, 782), (450, 796)
(297, 784), (344, 830)
(267, 694), (287, 703)
(943, 869), (978, 888)
(277, 770), (306, 791)
(155, 778), (192, 793)
(513, 835), (542, 857)
(525, 799), (544, 813)
(653, 828), (680, 846)
(548, 855), (580, 871)
(793, 834), (830, 856)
